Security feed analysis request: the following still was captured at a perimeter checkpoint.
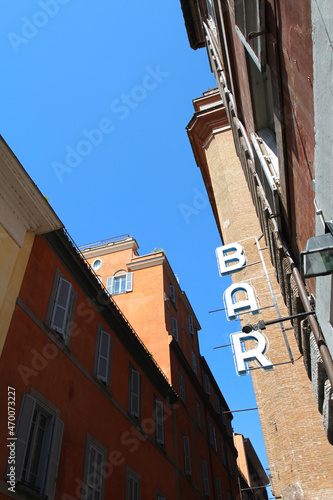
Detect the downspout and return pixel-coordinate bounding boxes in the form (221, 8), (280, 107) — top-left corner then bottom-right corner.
(280, 235), (333, 388)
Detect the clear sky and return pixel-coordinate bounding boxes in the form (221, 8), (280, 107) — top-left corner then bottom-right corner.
(1, 0), (271, 493)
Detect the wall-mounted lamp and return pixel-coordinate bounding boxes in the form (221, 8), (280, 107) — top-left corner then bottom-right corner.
(242, 311), (316, 333)
(301, 221), (333, 278)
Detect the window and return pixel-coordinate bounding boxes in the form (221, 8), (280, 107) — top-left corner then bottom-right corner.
(92, 259), (102, 271)
(208, 420), (217, 451)
(221, 407), (227, 426)
(220, 439), (226, 464)
(154, 399), (164, 445)
(216, 476), (223, 500)
(156, 493), (166, 500)
(126, 466), (141, 500)
(12, 393), (63, 499)
(82, 436), (107, 500)
(129, 366), (141, 418)
(178, 370), (186, 403)
(201, 458), (210, 496)
(204, 374), (210, 395)
(169, 283), (175, 304)
(182, 435), (191, 475)
(188, 314), (194, 335)
(195, 399), (202, 429)
(234, 0), (266, 69)
(107, 272), (133, 295)
(226, 449), (232, 475)
(171, 316), (178, 341)
(94, 328), (113, 387)
(48, 272), (76, 341)
(215, 394), (221, 415)
(191, 351), (198, 376)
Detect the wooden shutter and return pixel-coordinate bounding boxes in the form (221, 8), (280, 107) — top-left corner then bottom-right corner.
(155, 400), (164, 445)
(169, 284), (175, 303)
(215, 394), (221, 414)
(179, 371), (185, 403)
(14, 393), (36, 482)
(201, 459), (210, 496)
(50, 277), (72, 336)
(45, 416), (64, 500)
(106, 277), (114, 295)
(188, 314), (194, 334)
(192, 351), (198, 375)
(183, 435), (191, 475)
(96, 330), (111, 383)
(216, 477), (223, 500)
(130, 368), (140, 418)
(171, 317), (178, 341)
(126, 272), (133, 292)
(204, 374), (210, 394)
(196, 400), (202, 429)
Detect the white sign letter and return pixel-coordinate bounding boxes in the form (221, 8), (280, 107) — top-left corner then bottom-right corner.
(224, 282), (259, 320)
(231, 331), (273, 376)
(216, 243), (246, 276)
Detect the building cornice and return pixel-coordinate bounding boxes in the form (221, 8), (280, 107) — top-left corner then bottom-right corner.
(0, 136), (63, 246)
(81, 238), (139, 259)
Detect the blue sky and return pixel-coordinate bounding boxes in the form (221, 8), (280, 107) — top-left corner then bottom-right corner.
(1, 0), (271, 491)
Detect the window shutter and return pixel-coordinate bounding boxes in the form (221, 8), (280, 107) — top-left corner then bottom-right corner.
(179, 371), (185, 403)
(106, 277), (114, 295)
(13, 393), (36, 482)
(155, 400), (164, 445)
(171, 317), (178, 341)
(126, 272), (133, 292)
(216, 477), (223, 500)
(201, 459), (210, 496)
(204, 374), (210, 394)
(50, 277), (72, 336)
(220, 439), (226, 464)
(192, 351), (198, 375)
(45, 416), (64, 500)
(96, 330), (111, 383)
(183, 435), (191, 475)
(221, 407), (227, 425)
(234, 0), (266, 69)
(215, 394), (221, 414)
(196, 399), (202, 429)
(188, 314), (194, 335)
(169, 284), (175, 303)
(130, 369), (140, 418)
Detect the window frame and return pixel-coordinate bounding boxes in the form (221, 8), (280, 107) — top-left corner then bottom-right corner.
(178, 370), (186, 404)
(171, 316), (178, 341)
(106, 271), (133, 296)
(126, 466), (141, 500)
(129, 365), (141, 419)
(47, 268), (77, 343)
(188, 314), (194, 335)
(182, 434), (191, 476)
(208, 420), (217, 452)
(201, 457), (210, 496)
(234, 0), (266, 70)
(169, 283), (176, 304)
(82, 434), (107, 500)
(154, 398), (165, 446)
(94, 325), (113, 388)
(12, 392), (63, 500)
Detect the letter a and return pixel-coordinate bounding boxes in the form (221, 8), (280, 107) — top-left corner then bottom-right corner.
(224, 282), (258, 320)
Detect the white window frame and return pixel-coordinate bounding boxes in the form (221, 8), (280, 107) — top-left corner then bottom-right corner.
(83, 439), (106, 500)
(234, 0), (266, 70)
(204, 374), (210, 395)
(171, 316), (178, 341)
(13, 393), (63, 500)
(126, 466), (141, 500)
(154, 399), (164, 445)
(107, 272), (133, 295)
(169, 283), (175, 304)
(188, 314), (194, 335)
(178, 370), (186, 404)
(182, 435), (191, 475)
(201, 458), (210, 496)
(129, 366), (141, 418)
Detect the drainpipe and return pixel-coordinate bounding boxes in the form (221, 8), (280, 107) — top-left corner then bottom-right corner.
(280, 236), (333, 388)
